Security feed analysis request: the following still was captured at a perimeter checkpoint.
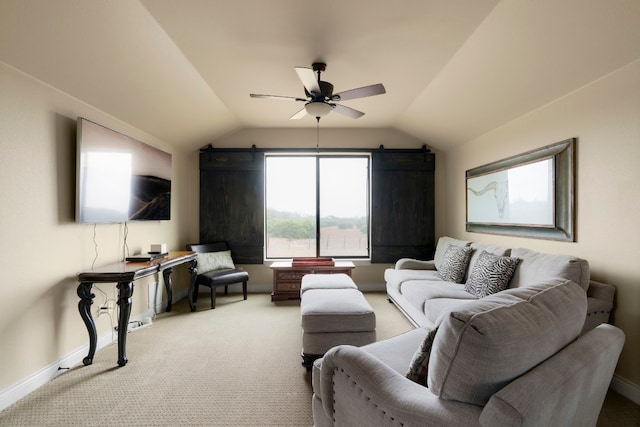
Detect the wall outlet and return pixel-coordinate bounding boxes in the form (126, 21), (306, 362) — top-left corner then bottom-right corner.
(97, 300), (116, 316)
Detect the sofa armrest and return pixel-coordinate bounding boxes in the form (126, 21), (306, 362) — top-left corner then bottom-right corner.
(394, 258), (436, 270)
(480, 324), (625, 427)
(587, 280), (615, 302)
(580, 281), (615, 333)
(319, 345), (481, 426)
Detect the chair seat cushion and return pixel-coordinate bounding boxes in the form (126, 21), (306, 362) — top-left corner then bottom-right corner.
(197, 268), (248, 287)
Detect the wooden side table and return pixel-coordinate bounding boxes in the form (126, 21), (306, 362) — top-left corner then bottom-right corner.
(269, 261), (355, 301)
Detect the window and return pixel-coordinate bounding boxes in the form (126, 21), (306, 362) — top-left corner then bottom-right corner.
(198, 145), (434, 264)
(265, 155), (370, 259)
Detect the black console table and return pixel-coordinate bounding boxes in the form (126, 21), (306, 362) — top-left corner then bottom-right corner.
(76, 251), (197, 367)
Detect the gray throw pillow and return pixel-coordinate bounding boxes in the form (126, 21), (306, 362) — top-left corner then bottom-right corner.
(437, 245), (473, 283)
(406, 328), (438, 386)
(465, 250), (520, 298)
(428, 279), (586, 406)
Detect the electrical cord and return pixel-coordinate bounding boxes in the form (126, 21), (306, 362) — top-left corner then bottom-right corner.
(91, 223), (99, 269)
(122, 221), (130, 261)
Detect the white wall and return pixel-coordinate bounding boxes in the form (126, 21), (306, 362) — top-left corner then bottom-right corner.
(445, 59), (640, 390)
(0, 62), (196, 394)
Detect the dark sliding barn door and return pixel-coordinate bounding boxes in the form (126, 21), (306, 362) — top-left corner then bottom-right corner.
(370, 150), (435, 263)
(199, 149), (265, 264)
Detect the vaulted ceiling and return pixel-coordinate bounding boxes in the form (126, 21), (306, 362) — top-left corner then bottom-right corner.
(1, 1), (639, 151)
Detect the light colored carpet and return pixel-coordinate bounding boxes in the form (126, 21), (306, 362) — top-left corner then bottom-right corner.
(0, 292), (413, 426)
(1, 292), (637, 426)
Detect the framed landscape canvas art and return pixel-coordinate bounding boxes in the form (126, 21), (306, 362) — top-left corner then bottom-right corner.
(466, 138), (575, 241)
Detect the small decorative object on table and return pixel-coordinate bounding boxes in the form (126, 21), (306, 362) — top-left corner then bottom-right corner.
(292, 257), (335, 267)
(125, 253), (165, 262)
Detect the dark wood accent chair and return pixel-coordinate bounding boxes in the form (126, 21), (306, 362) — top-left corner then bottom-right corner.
(186, 242), (249, 310)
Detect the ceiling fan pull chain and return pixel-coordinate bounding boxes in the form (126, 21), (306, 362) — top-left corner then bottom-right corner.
(316, 117), (320, 152)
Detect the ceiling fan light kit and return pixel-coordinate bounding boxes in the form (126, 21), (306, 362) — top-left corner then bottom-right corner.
(305, 101), (332, 117)
(250, 62), (386, 120)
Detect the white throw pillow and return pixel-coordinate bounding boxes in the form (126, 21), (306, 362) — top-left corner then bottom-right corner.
(197, 250), (235, 273)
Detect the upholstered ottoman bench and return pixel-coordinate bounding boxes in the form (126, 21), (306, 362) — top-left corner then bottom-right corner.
(300, 273), (358, 295)
(300, 284), (376, 370)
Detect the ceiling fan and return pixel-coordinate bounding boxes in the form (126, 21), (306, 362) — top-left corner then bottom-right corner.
(250, 62), (386, 120)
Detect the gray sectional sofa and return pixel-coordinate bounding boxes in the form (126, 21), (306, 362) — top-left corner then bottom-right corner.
(310, 236), (622, 426)
(385, 236), (615, 333)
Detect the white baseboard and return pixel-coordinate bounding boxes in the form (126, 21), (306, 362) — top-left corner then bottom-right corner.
(0, 307), (157, 411)
(611, 373), (640, 405)
(0, 330), (112, 411)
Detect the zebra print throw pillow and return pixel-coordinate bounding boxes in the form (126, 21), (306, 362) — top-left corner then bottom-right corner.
(465, 250), (520, 298)
(437, 244), (473, 283)
(406, 327), (438, 386)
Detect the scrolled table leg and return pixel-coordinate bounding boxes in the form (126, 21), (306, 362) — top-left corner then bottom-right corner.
(77, 282), (96, 366)
(116, 281), (134, 367)
(162, 267), (173, 312)
(187, 259), (198, 312)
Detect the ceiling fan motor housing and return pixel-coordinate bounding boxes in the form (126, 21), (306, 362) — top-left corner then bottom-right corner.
(304, 81), (334, 99)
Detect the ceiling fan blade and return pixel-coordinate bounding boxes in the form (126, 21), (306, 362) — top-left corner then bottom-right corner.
(294, 67), (321, 95)
(331, 104), (365, 119)
(289, 108), (308, 120)
(250, 93), (307, 102)
(332, 83), (386, 101)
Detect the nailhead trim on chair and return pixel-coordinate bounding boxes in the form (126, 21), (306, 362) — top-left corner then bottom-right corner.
(331, 367), (405, 426)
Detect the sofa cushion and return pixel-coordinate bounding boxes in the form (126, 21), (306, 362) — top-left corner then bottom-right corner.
(399, 281), (473, 315)
(197, 250), (235, 272)
(423, 297), (477, 326)
(510, 247), (590, 290)
(406, 327), (438, 386)
(433, 236), (472, 271)
(437, 245), (473, 283)
(427, 279), (587, 406)
(384, 269), (442, 294)
(466, 243), (511, 282)
(355, 327), (432, 375)
(464, 251), (520, 298)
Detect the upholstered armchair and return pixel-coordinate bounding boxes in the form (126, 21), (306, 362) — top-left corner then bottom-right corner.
(312, 279), (624, 426)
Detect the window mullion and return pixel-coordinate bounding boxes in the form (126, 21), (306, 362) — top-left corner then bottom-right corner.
(315, 156), (321, 257)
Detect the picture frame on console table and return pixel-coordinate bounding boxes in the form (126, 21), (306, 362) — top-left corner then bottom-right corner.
(465, 138), (575, 242)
